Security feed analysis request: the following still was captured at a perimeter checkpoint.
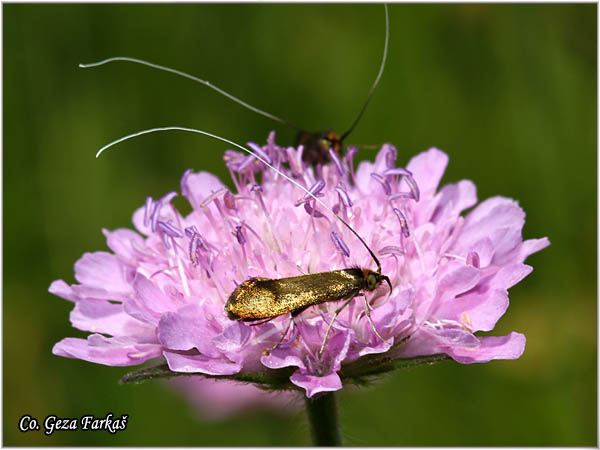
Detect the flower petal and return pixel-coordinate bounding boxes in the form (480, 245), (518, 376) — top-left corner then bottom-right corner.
(70, 300), (155, 339)
(49, 280), (79, 303)
(405, 148), (448, 201)
(163, 351), (241, 375)
(424, 327), (480, 348)
(124, 274), (177, 325)
(74, 252), (133, 297)
(290, 369), (343, 398)
(157, 303), (221, 357)
(447, 332), (526, 363)
(102, 228), (145, 263)
(52, 335), (161, 366)
(182, 172), (226, 210)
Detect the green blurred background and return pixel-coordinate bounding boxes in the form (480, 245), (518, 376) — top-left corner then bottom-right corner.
(4, 3), (596, 446)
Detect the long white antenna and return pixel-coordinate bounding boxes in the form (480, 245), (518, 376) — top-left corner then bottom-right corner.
(96, 126), (382, 271)
(340, 4), (389, 142)
(79, 57), (303, 132)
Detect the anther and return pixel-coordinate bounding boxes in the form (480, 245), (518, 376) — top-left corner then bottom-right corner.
(393, 208), (410, 238)
(382, 168), (420, 201)
(305, 179), (326, 199)
(163, 233), (174, 249)
(184, 225), (198, 239)
(379, 245), (405, 256)
(150, 199), (162, 232)
(247, 141), (273, 165)
(157, 220), (183, 238)
(237, 154), (256, 172)
(383, 144), (397, 168)
(370, 173), (391, 195)
(388, 192), (414, 201)
(335, 185), (353, 208)
(404, 174), (420, 202)
(200, 188), (227, 208)
(345, 146), (358, 184)
(180, 169), (193, 199)
(303, 203), (326, 218)
(189, 233), (200, 266)
(233, 225), (246, 245)
(331, 231), (350, 258)
(466, 251), (480, 268)
(328, 148), (345, 176)
(295, 179), (325, 206)
(223, 190), (236, 210)
(383, 167), (412, 177)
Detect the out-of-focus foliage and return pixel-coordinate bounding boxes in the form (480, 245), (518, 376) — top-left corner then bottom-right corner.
(4, 4), (595, 445)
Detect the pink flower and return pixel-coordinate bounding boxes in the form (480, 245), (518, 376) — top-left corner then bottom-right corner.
(50, 131), (549, 398)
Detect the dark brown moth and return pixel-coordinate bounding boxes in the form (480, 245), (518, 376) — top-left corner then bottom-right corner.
(80, 5), (389, 166)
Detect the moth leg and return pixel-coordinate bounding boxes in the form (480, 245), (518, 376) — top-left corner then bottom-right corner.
(248, 317), (276, 327)
(319, 295), (357, 357)
(263, 315), (295, 356)
(360, 293), (390, 345)
(263, 304), (313, 353)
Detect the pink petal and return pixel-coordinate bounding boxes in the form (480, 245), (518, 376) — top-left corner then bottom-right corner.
(393, 329), (444, 359)
(405, 148), (449, 201)
(423, 327), (480, 348)
(290, 369), (343, 398)
(157, 303), (222, 358)
(132, 205), (151, 236)
(182, 172), (225, 210)
(464, 196), (525, 227)
(431, 180), (478, 223)
(261, 348), (306, 371)
(70, 300), (155, 339)
(52, 335), (162, 366)
(74, 252), (133, 295)
(519, 237), (551, 261)
(124, 274), (177, 325)
(49, 280), (79, 303)
(438, 265), (481, 298)
(102, 228), (145, 262)
(436, 288), (509, 332)
(163, 351), (241, 375)
(453, 197), (525, 256)
(213, 322), (251, 353)
(447, 332), (526, 363)
(492, 263), (533, 290)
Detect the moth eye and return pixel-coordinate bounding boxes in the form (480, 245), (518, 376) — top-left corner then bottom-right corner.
(367, 273), (377, 290)
(318, 138), (330, 150)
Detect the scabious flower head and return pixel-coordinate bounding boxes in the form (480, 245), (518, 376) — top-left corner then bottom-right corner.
(50, 131), (549, 398)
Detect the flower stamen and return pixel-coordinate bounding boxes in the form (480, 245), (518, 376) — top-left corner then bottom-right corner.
(328, 148), (345, 176)
(371, 173), (391, 195)
(330, 231), (351, 258)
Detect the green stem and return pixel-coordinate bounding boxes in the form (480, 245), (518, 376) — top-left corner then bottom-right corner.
(305, 392), (342, 446)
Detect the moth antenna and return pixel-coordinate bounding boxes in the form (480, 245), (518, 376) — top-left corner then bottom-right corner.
(79, 57), (304, 133)
(95, 126), (382, 272)
(339, 4), (389, 142)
